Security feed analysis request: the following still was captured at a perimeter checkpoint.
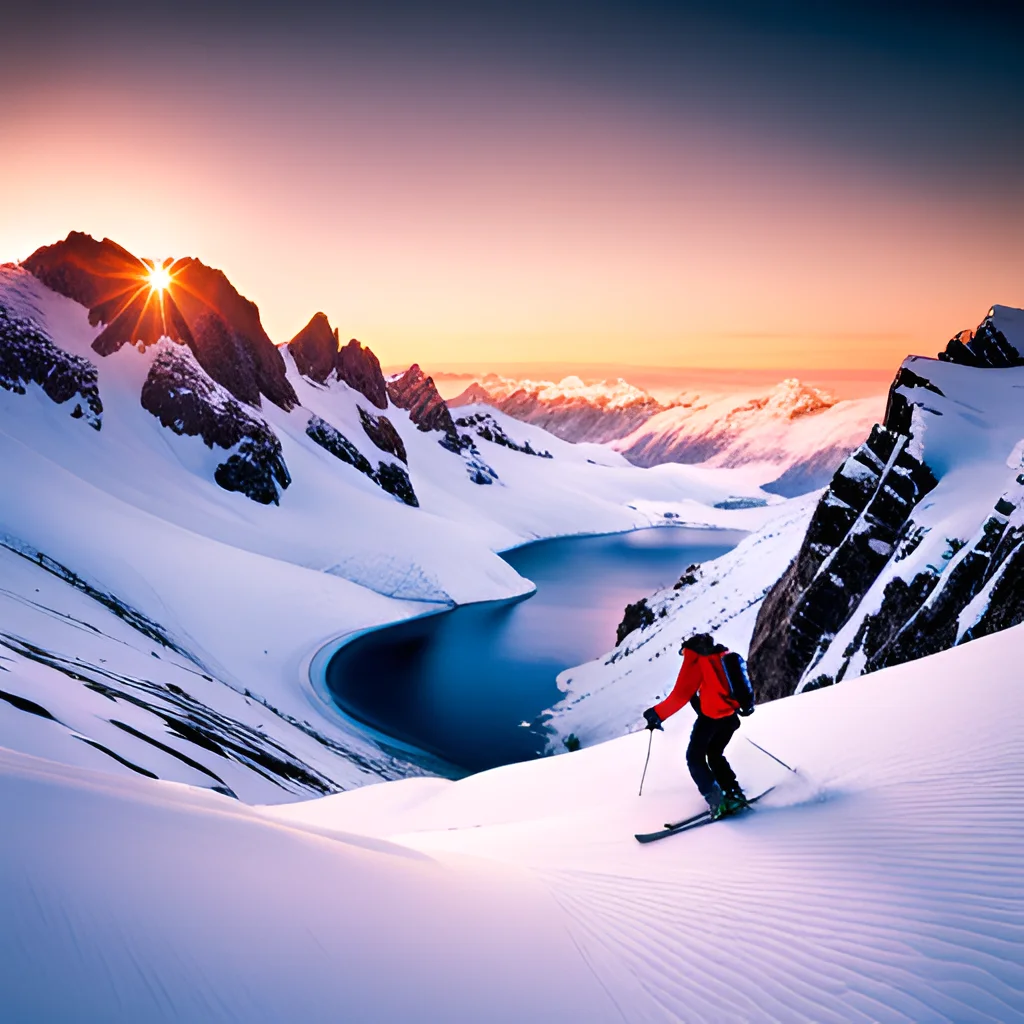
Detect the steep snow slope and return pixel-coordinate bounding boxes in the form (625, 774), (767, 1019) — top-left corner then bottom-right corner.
(614, 378), (882, 496)
(4, 624), (1022, 1021)
(0, 254), (776, 795)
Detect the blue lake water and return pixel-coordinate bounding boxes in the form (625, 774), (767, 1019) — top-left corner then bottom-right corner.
(325, 527), (745, 773)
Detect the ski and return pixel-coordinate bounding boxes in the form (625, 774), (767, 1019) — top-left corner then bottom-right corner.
(636, 786), (775, 845)
(663, 786), (775, 830)
(662, 808), (710, 831)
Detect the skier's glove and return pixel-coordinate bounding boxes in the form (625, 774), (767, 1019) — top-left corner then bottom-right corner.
(643, 707), (663, 731)
(737, 705), (755, 717)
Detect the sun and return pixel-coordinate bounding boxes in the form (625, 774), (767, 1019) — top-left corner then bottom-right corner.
(147, 263), (173, 293)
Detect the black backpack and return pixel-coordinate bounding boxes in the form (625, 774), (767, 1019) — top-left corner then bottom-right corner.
(721, 651), (755, 714)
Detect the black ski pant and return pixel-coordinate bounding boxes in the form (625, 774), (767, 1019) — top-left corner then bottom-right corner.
(686, 713), (739, 796)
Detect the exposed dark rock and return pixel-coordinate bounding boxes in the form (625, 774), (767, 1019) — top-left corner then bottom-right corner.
(0, 688), (58, 720)
(749, 422), (937, 701)
(23, 232), (297, 411)
(337, 339), (388, 410)
(387, 364), (457, 435)
(465, 458), (498, 485)
(454, 411), (553, 457)
(374, 460), (419, 507)
(306, 414), (375, 475)
(286, 315), (389, 410)
(883, 366), (945, 435)
(938, 312), (1022, 368)
(306, 413), (418, 506)
(387, 365), (499, 484)
(288, 312), (338, 383)
(141, 348), (290, 505)
(616, 598), (655, 646)
(0, 302), (103, 428)
(359, 407), (407, 463)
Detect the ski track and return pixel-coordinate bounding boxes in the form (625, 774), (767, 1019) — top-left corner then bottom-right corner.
(530, 769), (1024, 1023)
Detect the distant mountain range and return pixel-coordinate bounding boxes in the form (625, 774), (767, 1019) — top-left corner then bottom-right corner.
(451, 373), (882, 496)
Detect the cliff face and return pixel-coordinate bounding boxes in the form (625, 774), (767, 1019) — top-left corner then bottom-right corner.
(749, 305), (1024, 701)
(287, 315), (388, 411)
(387, 364), (457, 435)
(23, 232), (297, 411)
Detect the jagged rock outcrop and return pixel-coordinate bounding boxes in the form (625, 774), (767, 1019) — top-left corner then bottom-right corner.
(0, 302), (103, 428)
(938, 305), (1024, 368)
(750, 304), (1024, 701)
(337, 339), (388, 410)
(23, 232), (297, 411)
(454, 412), (553, 458)
(141, 348), (290, 505)
(359, 407), (407, 464)
(306, 414), (418, 507)
(287, 315), (388, 410)
(288, 313), (338, 383)
(616, 598), (655, 646)
(388, 364), (499, 485)
(387, 364), (457, 435)
(749, 422), (937, 700)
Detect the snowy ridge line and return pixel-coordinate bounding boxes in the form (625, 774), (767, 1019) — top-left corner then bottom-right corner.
(0, 533), (205, 668)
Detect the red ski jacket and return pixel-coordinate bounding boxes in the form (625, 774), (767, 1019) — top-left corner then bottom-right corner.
(653, 648), (739, 721)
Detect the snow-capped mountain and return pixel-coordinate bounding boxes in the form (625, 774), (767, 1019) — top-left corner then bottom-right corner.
(613, 378), (882, 497)
(0, 232), (773, 801)
(451, 371), (883, 497)
(750, 304), (1024, 699)
(449, 373), (664, 444)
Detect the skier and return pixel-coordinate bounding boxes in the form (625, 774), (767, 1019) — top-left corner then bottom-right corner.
(642, 632), (755, 819)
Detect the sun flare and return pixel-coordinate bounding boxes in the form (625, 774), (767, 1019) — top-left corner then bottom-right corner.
(147, 264), (172, 293)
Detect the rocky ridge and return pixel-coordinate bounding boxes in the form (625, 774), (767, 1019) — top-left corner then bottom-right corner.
(0, 302), (103, 429)
(288, 314), (388, 410)
(389, 365), (499, 484)
(23, 232), (297, 411)
(141, 347), (291, 505)
(749, 305), (1024, 701)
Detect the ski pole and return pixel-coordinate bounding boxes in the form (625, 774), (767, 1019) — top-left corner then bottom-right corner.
(745, 737), (797, 774)
(638, 729), (654, 796)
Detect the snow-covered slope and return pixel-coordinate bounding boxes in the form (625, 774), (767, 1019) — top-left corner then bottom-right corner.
(614, 378), (882, 497)
(0, 237), (775, 797)
(4, 622), (1022, 1020)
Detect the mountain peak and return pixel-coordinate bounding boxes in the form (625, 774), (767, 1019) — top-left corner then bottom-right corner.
(23, 233), (297, 410)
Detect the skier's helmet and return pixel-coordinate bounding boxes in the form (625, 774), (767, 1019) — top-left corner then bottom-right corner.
(680, 633), (715, 655)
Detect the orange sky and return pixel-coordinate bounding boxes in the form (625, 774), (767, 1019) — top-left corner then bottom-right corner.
(3, 49), (1022, 371)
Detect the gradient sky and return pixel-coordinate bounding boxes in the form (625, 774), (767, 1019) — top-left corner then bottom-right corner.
(3, 1), (1023, 370)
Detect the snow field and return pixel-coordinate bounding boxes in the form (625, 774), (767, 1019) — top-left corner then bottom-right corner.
(2, 623), (1020, 1020)
(272, 624), (1024, 1022)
